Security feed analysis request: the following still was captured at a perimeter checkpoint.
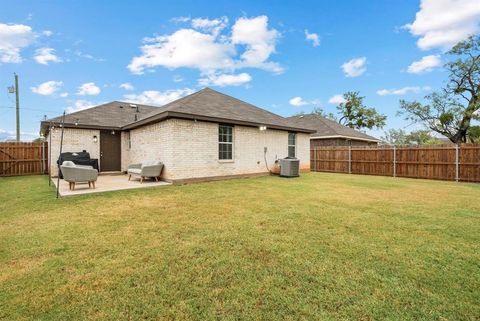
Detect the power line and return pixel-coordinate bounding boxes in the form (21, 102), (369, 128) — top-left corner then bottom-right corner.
(0, 105), (61, 113)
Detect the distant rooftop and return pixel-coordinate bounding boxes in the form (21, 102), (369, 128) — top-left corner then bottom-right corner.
(286, 114), (379, 142)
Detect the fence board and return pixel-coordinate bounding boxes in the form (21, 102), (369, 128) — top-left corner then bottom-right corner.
(0, 142), (48, 177)
(311, 144), (480, 183)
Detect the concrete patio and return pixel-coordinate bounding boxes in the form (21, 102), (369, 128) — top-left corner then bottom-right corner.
(52, 174), (171, 196)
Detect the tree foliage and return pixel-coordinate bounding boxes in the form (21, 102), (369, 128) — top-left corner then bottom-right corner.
(399, 35), (480, 143)
(381, 129), (443, 145)
(336, 92), (386, 130)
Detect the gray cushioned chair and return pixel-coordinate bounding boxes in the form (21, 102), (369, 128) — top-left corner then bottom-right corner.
(61, 161), (98, 190)
(127, 160), (164, 183)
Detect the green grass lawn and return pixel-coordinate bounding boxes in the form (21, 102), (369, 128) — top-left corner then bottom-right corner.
(1, 173), (479, 321)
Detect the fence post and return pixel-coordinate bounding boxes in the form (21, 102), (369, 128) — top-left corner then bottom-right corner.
(41, 142), (45, 174)
(455, 144), (459, 182)
(348, 144), (352, 174)
(313, 147), (317, 171)
(393, 145), (396, 177)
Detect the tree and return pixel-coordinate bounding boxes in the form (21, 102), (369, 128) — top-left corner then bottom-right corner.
(399, 35), (480, 143)
(381, 129), (409, 145)
(406, 130), (443, 145)
(467, 125), (480, 143)
(336, 91), (386, 130)
(381, 129), (443, 145)
(311, 107), (336, 120)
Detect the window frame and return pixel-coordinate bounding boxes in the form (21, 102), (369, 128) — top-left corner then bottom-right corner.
(288, 132), (296, 158)
(218, 124), (234, 161)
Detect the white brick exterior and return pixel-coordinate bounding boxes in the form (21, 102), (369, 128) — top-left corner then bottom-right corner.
(127, 119), (310, 181)
(47, 118), (310, 181)
(47, 128), (100, 177)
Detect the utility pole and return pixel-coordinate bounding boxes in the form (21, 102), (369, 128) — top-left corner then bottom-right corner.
(15, 73), (20, 142)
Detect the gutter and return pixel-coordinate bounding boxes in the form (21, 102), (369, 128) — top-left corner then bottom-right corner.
(121, 111), (316, 134)
(310, 135), (380, 142)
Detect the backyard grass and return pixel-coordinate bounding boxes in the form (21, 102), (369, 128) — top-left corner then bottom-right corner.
(0, 173), (479, 321)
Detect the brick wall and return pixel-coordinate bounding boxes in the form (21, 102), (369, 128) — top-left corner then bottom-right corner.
(48, 119), (311, 181)
(47, 128), (100, 177)
(120, 131), (131, 172)
(129, 118), (310, 181)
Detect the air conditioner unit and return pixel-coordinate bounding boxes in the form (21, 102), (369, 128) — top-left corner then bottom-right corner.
(279, 157), (300, 177)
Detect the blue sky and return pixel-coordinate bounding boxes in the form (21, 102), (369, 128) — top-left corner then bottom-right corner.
(1, 0), (479, 140)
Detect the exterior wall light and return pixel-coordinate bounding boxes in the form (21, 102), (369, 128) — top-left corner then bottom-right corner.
(111, 130), (115, 135)
(93, 135), (98, 143)
(259, 125), (267, 131)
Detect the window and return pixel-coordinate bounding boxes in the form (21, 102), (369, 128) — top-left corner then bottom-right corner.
(288, 132), (296, 157)
(219, 125), (233, 160)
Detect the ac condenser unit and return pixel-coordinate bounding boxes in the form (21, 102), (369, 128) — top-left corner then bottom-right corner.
(279, 157), (300, 177)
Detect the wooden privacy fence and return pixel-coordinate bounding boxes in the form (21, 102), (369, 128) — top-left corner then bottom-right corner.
(0, 142), (48, 177)
(311, 144), (480, 183)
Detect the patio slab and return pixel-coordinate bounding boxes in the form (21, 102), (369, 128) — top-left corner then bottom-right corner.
(52, 174), (171, 196)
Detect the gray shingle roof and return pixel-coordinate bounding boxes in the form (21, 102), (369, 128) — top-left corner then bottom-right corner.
(124, 88), (314, 133)
(42, 88), (315, 133)
(42, 101), (159, 131)
(286, 114), (379, 141)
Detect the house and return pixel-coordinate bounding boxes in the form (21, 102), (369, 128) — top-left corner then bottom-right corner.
(286, 114), (380, 147)
(41, 88), (315, 183)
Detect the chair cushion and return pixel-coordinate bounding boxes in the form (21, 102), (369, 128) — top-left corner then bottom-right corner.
(62, 161), (76, 167)
(128, 168), (142, 174)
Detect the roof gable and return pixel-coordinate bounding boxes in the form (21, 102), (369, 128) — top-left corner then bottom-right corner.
(124, 88), (314, 132)
(41, 88), (315, 134)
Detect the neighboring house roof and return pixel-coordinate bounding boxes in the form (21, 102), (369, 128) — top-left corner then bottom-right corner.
(286, 114), (380, 142)
(41, 88), (315, 134)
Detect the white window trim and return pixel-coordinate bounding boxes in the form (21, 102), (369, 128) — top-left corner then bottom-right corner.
(218, 125), (234, 162)
(288, 132), (296, 157)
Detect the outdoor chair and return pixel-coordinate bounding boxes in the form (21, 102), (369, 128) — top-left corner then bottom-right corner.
(61, 161), (98, 191)
(127, 161), (164, 183)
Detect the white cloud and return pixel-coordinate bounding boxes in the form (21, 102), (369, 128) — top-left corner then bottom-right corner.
(191, 17), (228, 36)
(42, 30), (53, 36)
(171, 16), (191, 23)
(60, 92), (69, 98)
(341, 57), (367, 77)
(0, 23), (35, 63)
(289, 96), (309, 106)
(124, 88), (194, 106)
(328, 94), (346, 105)
(376, 86), (431, 96)
(128, 28), (234, 74)
(77, 82), (101, 96)
(34, 47), (62, 65)
(305, 30), (320, 47)
(231, 15), (283, 73)
(199, 72), (251, 87)
(66, 100), (96, 113)
(0, 128), (38, 141)
(173, 75), (184, 82)
(128, 15), (282, 76)
(74, 50), (106, 62)
(119, 82), (134, 90)
(31, 80), (63, 96)
(405, 0), (480, 50)
(407, 55), (442, 74)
